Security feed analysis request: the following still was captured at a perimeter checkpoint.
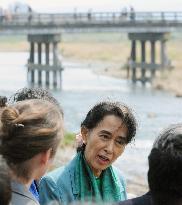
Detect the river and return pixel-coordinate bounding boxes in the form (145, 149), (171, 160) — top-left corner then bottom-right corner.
(1, 51), (182, 195)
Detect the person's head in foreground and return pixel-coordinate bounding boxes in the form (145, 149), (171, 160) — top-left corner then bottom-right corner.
(0, 99), (64, 205)
(0, 96), (7, 115)
(148, 123), (182, 205)
(0, 162), (12, 205)
(9, 87), (63, 201)
(9, 87), (63, 115)
(0, 96), (7, 107)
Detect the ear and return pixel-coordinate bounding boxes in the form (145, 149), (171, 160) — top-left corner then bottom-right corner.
(40, 148), (52, 165)
(81, 126), (89, 144)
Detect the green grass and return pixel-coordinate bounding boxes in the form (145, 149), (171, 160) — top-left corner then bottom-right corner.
(61, 132), (75, 147)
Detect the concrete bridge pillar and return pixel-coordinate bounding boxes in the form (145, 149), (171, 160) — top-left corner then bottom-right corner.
(45, 42), (50, 86)
(128, 32), (170, 83)
(27, 34), (63, 89)
(141, 40), (146, 84)
(131, 40), (136, 82)
(53, 42), (59, 87)
(29, 42), (35, 83)
(38, 42), (42, 85)
(151, 41), (156, 78)
(161, 40), (168, 68)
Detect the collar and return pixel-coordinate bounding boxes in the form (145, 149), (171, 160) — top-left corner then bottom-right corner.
(11, 180), (39, 204)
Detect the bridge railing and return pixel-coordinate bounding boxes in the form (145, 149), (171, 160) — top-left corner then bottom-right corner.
(0, 12), (182, 26)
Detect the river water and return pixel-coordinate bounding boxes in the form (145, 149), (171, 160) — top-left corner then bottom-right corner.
(1, 52), (182, 195)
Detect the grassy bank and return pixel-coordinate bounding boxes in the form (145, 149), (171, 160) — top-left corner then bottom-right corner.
(0, 33), (130, 63)
(61, 131), (75, 147)
(153, 39), (182, 96)
(50, 131), (76, 171)
(0, 35), (28, 51)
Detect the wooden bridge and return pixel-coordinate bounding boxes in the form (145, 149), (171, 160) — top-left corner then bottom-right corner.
(1, 11), (182, 87)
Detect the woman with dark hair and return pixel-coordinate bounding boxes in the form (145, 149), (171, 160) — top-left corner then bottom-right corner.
(0, 96), (7, 108)
(0, 99), (64, 205)
(9, 87), (63, 115)
(39, 101), (137, 205)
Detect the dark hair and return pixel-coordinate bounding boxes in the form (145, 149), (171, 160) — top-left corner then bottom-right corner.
(0, 96), (7, 133)
(0, 96), (7, 108)
(148, 124), (182, 205)
(0, 99), (64, 181)
(0, 163), (11, 205)
(9, 87), (63, 116)
(78, 101), (137, 151)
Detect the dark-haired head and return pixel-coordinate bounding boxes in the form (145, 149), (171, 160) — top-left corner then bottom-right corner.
(0, 162), (11, 205)
(0, 96), (7, 131)
(0, 96), (7, 108)
(148, 124), (182, 205)
(77, 101), (137, 177)
(9, 87), (63, 116)
(78, 101), (137, 152)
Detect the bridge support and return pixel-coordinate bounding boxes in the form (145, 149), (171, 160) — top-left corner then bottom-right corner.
(131, 40), (136, 82)
(128, 32), (171, 83)
(27, 34), (63, 89)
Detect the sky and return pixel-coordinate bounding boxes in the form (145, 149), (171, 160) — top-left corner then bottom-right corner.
(0, 0), (182, 13)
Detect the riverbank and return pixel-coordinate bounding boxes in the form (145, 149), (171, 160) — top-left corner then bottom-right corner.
(60, 36), (182, 97)
(61, 33), (182, 97)
(1, 33), (181, 96)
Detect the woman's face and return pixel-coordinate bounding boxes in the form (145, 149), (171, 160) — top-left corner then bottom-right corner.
(82, 114), (128, 177)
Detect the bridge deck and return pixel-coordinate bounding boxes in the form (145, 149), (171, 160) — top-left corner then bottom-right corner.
(0, 11), (182, 34)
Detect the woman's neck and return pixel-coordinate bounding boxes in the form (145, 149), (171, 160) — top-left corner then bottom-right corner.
(83, 152), (102, 177)
(10, 170), (32, 188)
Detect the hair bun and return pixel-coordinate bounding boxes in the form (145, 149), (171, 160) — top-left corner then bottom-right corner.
(1, 107), (20, 132)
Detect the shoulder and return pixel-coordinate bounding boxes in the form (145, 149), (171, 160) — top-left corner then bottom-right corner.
(41, 155), (77, 185)
(111, 166), (127, 200)
(39, 156), (78, 204)
(11, 181), (39, 205)
(42, 166), (65, 183)
(118, 192), (152, 205)
(112, 166), (126, 187)
(11, 192), (39, 205)
(39, 156), (78, 193)
(112, 166), (124, 177)
(117, 199), (133, 205)
(133, 192), (152, 205)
